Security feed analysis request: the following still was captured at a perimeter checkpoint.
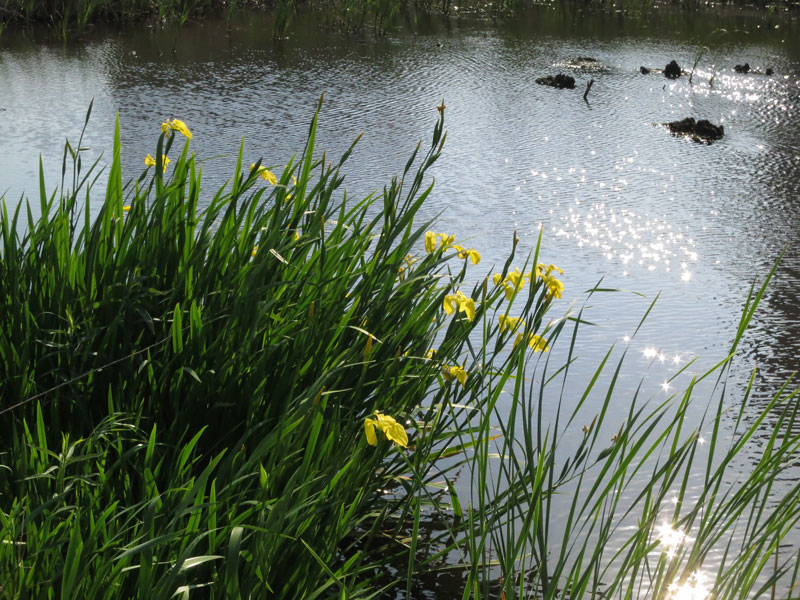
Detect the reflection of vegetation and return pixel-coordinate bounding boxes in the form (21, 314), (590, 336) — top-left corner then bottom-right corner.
(0, 0), (220, 37)
(273, 0), (293, 38)
(0, 0), (794, 37)
(1, 100), (799, 598)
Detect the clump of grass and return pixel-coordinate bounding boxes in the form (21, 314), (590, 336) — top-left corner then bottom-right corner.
(0, 96), (558, 596)
(0, 98), (798, 599)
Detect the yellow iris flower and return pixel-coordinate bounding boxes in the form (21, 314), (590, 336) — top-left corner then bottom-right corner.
(425, 231), (457, 252)
(442, 364), (468, 387)
(425, 231), (437, 253)
(437, 233), (455, 250)
(443, 290), (476, 322)
(249, 164), (278, 185)
(364, 412), (408, 448)
(534, 264), (565, 299)
(544, 275), (564, 300)
(144, 154), (170, 172)
(506, 268), (524, 288)
(424, 232), (480, 265)
(514, 333), (550, 352)
(498, 314), (526, 333)
(453, 245), (481, 265)
(495, 264), (563, 301)
(122, 205), (131, 213)
(494, 268), (527, 300)
(535, 263), (563, 279)
(161, 118), (193, 139)
(397, 254), (418, 279)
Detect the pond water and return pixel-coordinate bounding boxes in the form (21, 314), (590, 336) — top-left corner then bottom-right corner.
(2, 3), (800, 592)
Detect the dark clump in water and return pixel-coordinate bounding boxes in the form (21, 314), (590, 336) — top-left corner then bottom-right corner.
(535, 73), (576, 89)
(734, 62), (751, 73)
(664, 59), (682, 78)
(666, 117), (725, 143)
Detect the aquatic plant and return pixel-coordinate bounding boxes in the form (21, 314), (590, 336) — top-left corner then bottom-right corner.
(688, 28), (730, 84)
(0, 99), (797, 599)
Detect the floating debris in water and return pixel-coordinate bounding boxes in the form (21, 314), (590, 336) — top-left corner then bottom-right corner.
(560, 56), (612, 73)
(664, 60), (682, 79)
(535, 73), (576, 89)
(664, 117), (724, 143)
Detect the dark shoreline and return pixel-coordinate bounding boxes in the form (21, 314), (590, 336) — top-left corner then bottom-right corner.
(2, 0), (798, 40)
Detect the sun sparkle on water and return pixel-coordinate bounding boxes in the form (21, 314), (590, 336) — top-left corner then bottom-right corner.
(656, 521), (693, 552)
(550, 197), (701, 280)
(667, 571), (710, 600)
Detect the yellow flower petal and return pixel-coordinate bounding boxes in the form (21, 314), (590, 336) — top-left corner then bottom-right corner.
(144, 154), (170, 172)
(527, 334), (550, 353)
(507, 268), (523, 287)
(366, 412), (408, 448)
(544, 276), (564, 300)
(545, 264), (563, 276)
(499, 314), (525, 332)
(442, 365), (468, 387)
(460, 297), (475, 322)
(374, 412), (393, 431)
(250, 163), (277, 185)
(437, 233), (455, 250)
(467, 249), (481, 265)
(443, 294), (456, 315)
(383, 421), (408, 448)
(425, 231), (437, 253)
(162, 118), (192, 139)
(514, 333), (524, 348)
(122, 205), (131, 213)
(364, 418), (378, 446)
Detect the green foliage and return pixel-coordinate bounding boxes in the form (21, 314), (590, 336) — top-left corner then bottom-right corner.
(0, 99), (798, 599)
